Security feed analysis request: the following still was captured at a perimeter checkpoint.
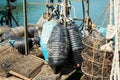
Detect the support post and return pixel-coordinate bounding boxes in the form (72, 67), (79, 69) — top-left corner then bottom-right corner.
(23, 0), (29, 55)
(64, 0), (67, 26)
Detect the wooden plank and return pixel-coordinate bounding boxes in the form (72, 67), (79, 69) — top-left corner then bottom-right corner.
(60, 70), (76, 80)
(9, 71), (31, 80)
(0, 76), (22, 80)
(0, 46), (10, 54)
(33, 65), (60, 80)
(0, 47), (23, 77)
(9, 55), (44, 79)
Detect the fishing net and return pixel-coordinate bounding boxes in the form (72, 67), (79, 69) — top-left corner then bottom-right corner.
(81, 30), (113, 80)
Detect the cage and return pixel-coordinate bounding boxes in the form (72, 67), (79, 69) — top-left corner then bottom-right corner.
(81, 30), (113, 80)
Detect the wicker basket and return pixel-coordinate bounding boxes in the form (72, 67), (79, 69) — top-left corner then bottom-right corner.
(81, 30), (113, 80)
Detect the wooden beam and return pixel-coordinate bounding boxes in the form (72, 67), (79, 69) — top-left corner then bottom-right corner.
(9, 71), (32, 80)
(64, 0), (67, 26)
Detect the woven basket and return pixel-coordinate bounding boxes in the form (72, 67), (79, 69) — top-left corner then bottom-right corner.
(81, 30), (113, 80)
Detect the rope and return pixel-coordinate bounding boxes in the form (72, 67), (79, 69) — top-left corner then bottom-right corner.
(95, 1), (110, 25)
(110, 0), (120, 79)
(91, 39), (98, 80)
(110, 0), (113, 26)
(101, 45), (107, 80)
(102, 5), (110, 27)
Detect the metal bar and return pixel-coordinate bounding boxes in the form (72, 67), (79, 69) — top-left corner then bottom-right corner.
(73, 18), (84, 21)
(64, 0), (67, 26)
(23, 0), (29, 55)
(86, 0), (89, 17)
